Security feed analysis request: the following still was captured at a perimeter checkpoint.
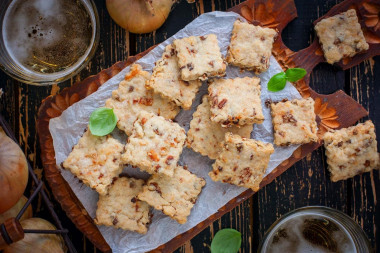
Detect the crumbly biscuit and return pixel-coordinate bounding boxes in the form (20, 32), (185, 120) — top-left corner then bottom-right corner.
(146, 44), (202, 110)
(323, 120), (379, 182)
(105, 64), (180, 136)
(271, 98), (318, 146)
(208, 77), (264, 127)
(226, 20), (277, 74)
(187, 96), (253, 159)
(138, 166), (205, 224)
(173, 34), (226, 81)
(62, 129), (124, 196)
(209, 133), (274, 191)
(122, 111), (186, 177)
(314, 9), (369, 64)
(95, 177), (151, 234)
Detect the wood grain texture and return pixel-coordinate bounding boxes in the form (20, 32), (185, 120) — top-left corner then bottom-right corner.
(348, 57), (380, 252)
(0, 0), (379, 252)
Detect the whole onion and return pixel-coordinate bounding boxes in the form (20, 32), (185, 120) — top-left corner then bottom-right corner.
(0, 196), (33, 224)
(106, 0), (176, 34)
(0, 131), (28, 213)
(3, 218), (66, 253)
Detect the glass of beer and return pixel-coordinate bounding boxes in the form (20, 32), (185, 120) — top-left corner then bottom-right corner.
(258, 206), (372, 253)
(0, 0), (99, 85)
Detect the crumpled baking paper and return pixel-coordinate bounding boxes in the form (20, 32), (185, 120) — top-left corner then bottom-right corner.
(49, 11), (302, 253)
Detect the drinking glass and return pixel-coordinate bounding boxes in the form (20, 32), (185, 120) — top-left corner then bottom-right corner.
(258, 206), (372, 253)
(0, 0), (99, 85)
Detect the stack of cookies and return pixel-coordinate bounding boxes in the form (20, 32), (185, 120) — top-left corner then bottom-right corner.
(62, 14), (379, 235)
(64, 63), (207, 233)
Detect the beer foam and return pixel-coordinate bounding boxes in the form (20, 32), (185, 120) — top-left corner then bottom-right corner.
(2, 0), (95, 77)
(266, 216), (355, 253)
(32, 0), (60, 17)
(3, 0), (66, 64)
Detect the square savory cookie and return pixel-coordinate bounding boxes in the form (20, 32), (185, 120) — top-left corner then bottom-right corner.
(314, 9), (369, 64)
(173, 34), (226, 81)
(187, 95), (253, 159)
(105, 64), (180, 136)
(146, 44), (202, 110)
(95, 177), (151, 234)
(122, 111), (186, 177)
(226, 20), (277, 74)
(208, 77), (264, 127)
(138, 166), (205, 224)
(323, 120), (379, 182)
(62, 129), (124, 196)
(209, 133), (274, 191)
(271, 97), (318, 146)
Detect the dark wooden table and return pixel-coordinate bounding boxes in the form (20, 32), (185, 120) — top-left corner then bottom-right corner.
(1, 0), (379, 252)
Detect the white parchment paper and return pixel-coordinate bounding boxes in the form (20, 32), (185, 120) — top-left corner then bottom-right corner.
(49, 11), (302, 253)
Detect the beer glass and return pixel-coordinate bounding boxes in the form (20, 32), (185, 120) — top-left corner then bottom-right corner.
(258, 206), (372, 253)
(0, 0), (99, 85)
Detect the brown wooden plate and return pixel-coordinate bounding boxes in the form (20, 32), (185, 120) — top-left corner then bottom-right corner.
(37, 0), (378, 252)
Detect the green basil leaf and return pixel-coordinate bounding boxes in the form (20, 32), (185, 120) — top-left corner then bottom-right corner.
(267, 72), (287, 92)
(285, 68), (307, 82)
(211, 228), (241, 253)
(89, 108), (117, 136)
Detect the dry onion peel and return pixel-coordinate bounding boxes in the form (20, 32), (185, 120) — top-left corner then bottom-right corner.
(3, 218), (66, 253)
(0, 131), (28, 214)
(106, 0), (176, 34)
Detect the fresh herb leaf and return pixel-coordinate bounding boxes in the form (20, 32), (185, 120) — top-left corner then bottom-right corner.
(285, 68), (307, 82)
(267, 68), (307, 92)
(211, 228), (241, 253)
(89, 108), (117, 136)
(267, 72), (287, 92)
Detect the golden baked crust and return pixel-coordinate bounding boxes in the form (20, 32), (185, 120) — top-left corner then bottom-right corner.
(105, 64), (179, 136)
(138, 166), (205, 224)
(314, 9), (369, 64)
(122, 111), (186, 177)
(187, 96), (253, 159)
(146, 44), (202, 110)
(271, 98), (318, 146)
(208, 77), (264, 127)
(209, 133), (274, 191)
(323, 120), (379, 181)
(62, 129), (124, 196)
(95, 177), (151, 234)
(173, 34), (226, 81)
(226, 20), (277, 74)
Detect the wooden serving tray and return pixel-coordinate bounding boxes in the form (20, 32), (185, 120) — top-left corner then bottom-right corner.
(37, 0), (379, 252)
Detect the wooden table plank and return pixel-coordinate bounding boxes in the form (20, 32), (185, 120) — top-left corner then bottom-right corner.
(348, 56), (380, 251)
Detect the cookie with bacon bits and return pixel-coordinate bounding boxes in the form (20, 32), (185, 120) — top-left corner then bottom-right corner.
(122, 111), (186, 177)
(323, 120), (379, 181)
(95, 177), (151, 234)
(138, 166), (205, 224)
(209, 133), (274, 191)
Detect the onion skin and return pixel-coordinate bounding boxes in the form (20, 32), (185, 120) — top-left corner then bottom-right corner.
(3, 218), (66, 253)
(0, 196), (33, 224)
(0, 131), (28, 214)
(106, 0), (175, 34)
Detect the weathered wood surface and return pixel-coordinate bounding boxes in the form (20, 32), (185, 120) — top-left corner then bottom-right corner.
(0, 0), (378, 252)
